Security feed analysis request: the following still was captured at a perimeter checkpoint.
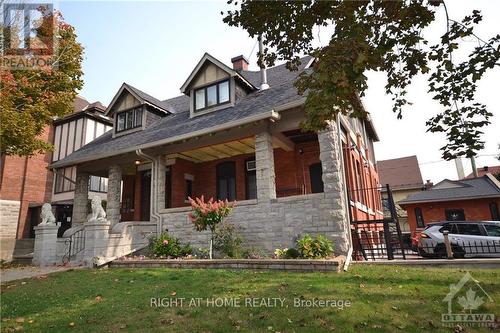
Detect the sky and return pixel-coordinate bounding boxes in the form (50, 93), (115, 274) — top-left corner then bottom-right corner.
(58, 0), (500, 183)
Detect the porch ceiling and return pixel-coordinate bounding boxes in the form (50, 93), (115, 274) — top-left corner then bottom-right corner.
(166, 137), (257, 163)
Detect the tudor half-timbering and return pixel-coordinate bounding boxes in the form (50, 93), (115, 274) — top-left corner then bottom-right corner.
(50, 53), (382, 255)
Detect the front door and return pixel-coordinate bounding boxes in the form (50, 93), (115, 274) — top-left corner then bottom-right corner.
(140, 170), (151, 221)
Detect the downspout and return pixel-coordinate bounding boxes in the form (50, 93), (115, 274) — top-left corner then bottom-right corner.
(337, 118), (353, 271)
(135, 149), (162, 235)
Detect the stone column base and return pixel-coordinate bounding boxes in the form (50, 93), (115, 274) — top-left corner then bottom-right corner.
(33, 224), (59, 266)
(84, 219), (111, 266)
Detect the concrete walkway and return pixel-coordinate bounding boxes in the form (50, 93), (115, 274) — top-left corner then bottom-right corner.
(352, 258), (500, 269)
(0, 266), (82, 283)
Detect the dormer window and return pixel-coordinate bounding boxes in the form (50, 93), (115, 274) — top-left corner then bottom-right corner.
(194, 79), (230, 112)
(116, 107), (143, 132)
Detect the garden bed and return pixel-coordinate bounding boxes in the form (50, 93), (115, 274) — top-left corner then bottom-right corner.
(109, 256), (345, 272)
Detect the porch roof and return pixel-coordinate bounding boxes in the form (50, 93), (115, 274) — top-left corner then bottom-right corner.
(50, 77), (304, 169)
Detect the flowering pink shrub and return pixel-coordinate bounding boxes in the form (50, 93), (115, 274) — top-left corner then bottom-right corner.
(188, 196), (236, 258)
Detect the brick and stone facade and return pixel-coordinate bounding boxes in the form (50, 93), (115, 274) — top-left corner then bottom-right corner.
(157, 125), (350, 255)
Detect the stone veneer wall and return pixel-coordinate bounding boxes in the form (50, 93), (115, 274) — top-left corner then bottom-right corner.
(157, 123), (350, 256)
(0, 200), (21, 260)
(160, 193), (347, 255)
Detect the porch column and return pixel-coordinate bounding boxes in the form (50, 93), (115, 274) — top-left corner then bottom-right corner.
(72, 168), (89, 225)
(318, 121), (350, 255)
(107, 164), (122, 226)
(255, 131), (276, 201)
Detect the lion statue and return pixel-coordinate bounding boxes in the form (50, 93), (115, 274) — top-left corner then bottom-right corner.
(40, 203), (56, 225)
(91, 196), (106, 221)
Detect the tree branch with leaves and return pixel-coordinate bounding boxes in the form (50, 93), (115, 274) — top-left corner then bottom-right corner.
(223, 0), (499, 160)
(1, 9), (83, 157)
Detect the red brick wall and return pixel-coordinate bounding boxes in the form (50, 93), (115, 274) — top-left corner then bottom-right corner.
(404, 198), (500, 235)
(343, 135), (382, 221)
(120, 138), (383, 222)
(0, 125), (54, 238)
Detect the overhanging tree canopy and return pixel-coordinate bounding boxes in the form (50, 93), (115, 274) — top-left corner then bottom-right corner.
(223, 0), (500, 160)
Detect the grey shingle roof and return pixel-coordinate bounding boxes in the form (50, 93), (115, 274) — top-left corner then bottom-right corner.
(398, 175), (500, 205)
(123, 83), (177, 113)
(51, 58), (312, 169)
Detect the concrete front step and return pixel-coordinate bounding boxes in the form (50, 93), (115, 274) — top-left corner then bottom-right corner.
(11, 253), (33, 265)
(109, 257), (345, 272)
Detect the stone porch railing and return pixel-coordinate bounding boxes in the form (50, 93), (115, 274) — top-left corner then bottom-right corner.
(36, 221), (156, 267)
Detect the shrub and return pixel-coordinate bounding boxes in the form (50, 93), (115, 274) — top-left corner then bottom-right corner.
(150, 232), (192, 258)
(296, 234), (334, 259)
(274, 248), (300, 259)
(188, 196), (235, 258)
(242, 247), (267, 259)
(213, 220), (243, 258)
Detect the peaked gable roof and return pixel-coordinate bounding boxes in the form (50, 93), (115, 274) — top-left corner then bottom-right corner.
(105, 83), (174, 116)
(399, 174), (500, 205)
(378, 155), (424, 191)
(180, 53), (256, 94)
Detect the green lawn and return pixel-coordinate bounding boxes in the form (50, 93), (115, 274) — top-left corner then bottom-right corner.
(1, 265), (498, 332)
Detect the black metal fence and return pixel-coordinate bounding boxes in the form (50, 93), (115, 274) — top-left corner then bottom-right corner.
(416, 239), (500, 258)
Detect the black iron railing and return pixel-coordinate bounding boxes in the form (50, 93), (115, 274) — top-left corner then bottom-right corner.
(62, 228), (85, 264)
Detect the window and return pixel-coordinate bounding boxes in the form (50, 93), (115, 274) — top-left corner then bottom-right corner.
(54, 166), (76, 193)
(165, 168), (172, 209)
(484, 224), (500, 237)
(217, 161), (236, 201)
(116, 107), (142, 132)
(439, 223), (458, 234)
(414, 207), (425, 228)
(245, 158), (257, 200)
(89, 176), (108, 193)
(355, 160), (365, 204)
(309, 163), (324, 193)
(194, 80), (230, 111)
(490, 202), (500, 221)
(445, 209), (465, 221)
(456, 223), (483, 236)
(185, 179), (193, 200)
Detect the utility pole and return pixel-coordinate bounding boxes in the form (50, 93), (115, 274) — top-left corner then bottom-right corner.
(470, 156), (478, 177)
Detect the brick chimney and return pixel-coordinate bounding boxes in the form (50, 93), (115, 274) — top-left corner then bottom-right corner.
(231, 55), (249, 71)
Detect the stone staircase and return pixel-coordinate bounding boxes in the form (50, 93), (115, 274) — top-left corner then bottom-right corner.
(11, 239), (34, 264)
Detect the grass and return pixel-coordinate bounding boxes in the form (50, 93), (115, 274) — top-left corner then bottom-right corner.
(1, 265), (498, 332)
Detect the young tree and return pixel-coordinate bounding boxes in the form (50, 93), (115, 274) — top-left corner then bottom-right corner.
(1, 9), (83, 156)
(223, 1), (500, 160)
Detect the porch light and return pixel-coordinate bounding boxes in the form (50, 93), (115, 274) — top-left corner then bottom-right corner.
(134, 160), (141, 165)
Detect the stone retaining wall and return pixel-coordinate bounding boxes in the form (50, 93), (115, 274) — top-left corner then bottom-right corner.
(110, 257), (345, 272)
(160, 192), (347, 255)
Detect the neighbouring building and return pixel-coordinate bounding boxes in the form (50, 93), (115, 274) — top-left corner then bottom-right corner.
(0, 97), (111, 261)
(399, 174), (500, 235)
(377, 155), (425, 231)
(50, 53), (383, 256)
(466, 165), (500, 180)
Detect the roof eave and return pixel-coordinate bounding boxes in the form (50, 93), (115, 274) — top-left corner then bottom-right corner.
(49, 108), (283, 170)
(399, 194), (500, 206)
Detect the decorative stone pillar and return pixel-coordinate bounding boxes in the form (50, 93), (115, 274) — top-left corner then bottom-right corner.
(33, 224), (59, 266)
(318, 121), (350, 255)
(255, 131), (276, 202)
(107, 164), (122, 226)
(84, 220), (111, 267)
(72, 169), (89, 226)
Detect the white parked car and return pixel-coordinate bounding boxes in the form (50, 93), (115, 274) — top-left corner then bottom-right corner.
(417, 221), (500, 258)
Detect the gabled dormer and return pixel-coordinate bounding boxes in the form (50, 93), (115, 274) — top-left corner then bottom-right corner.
(180, 53), (256, 117)
(105, 83), (174, 137)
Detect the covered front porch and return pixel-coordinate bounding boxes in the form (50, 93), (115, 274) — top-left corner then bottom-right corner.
(69, 113), (350, 254)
